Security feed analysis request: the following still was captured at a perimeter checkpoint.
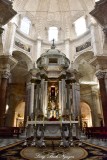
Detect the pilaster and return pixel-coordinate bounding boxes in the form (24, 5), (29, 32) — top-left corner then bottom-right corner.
(3, 22), (17, 55)
(65, 39), (70, 59)
(91, 87), (101, 126)
(89, 22), (102, 55)
(36, 37), (42, 59)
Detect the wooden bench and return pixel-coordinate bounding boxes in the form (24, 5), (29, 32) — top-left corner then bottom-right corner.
(85, 127), (107, 140)
(0, 127), (20, 138)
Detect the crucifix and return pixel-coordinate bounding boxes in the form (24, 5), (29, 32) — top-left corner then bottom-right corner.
(51, 39), (56, 49)
(52, 39), (55, 46)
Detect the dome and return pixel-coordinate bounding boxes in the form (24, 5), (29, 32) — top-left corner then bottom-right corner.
(36, 43), (70, 71)
(41, 43), (65, 57)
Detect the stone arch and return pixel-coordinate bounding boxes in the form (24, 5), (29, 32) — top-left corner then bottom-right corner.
(74, 51), (94, 70)
(12, 50), (33, 70)
(80, 101), (92, 128)
(14, 101), (25, 127)
(74, 51), (95, 82)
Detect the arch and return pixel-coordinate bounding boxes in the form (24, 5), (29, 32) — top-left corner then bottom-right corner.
(80, 101), (92, 128)
(74, 51), (95, 81)
(14, 101), (25, 127)
(74, 51), (94, 64)
(12, 50), (33, 70)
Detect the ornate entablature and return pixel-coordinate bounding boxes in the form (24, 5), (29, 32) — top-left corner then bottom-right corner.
(76, 40), (91, 53)
(14, 38), (31, 53)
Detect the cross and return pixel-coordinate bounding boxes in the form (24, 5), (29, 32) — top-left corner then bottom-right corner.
(52, 39), (55, 46)
(51, 39), (56, 49)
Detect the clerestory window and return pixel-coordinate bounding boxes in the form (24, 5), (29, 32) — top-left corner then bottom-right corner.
(20, 17), (31, 35)
(48, 27), (58, 41)
(74, 16), (87, 36)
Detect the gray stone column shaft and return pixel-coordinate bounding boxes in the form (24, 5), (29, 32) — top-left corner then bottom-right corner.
(35, 84), (39, 111)
(59, 81), (62, 116)
(41, 79), (45, 114)
(61, 79), (66, 115)
(91, 91), (100, 126)
(66, 84), (70, 110)
(44, 81), (48, 116)
(72, 83), (80, 120)
(29, 83), (35, 115)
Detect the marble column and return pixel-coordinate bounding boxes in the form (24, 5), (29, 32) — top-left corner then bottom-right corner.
(72, 82), (78, 120)
(29, 82), (35, 116)
(24, 82), (31, 126)
(59, 81), (62, 116)
(96, 71), (107, 126)
(72, 82), (81, 138)
(91, 90), (100, 126)
(44, 81), (48, 116)
(61, 79), (66, 115)
(26, 82), (35, 118)
(66, 83), (70, 110)
(0, 68), (10, 126)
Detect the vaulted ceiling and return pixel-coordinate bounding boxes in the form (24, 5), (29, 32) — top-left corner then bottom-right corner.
(13, 0), (96, 24)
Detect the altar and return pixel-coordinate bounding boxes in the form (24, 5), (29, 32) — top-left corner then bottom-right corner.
(25, 43), (80, 147)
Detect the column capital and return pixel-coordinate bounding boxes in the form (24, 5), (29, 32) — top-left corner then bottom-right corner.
(26, 68), (40, 83)
(103, 27), (107, 37)
(0, 27), (4, 36)
(1, 69), (11, 79)
(0, 55), (17, 70)
(95, 70), (105, 80)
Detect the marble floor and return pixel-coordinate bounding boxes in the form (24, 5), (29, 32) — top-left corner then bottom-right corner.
(85, 138), (107, 147)
(0, 136), (107, 148)
(81, 133), (107, 147)
(0, 133), (26, 148)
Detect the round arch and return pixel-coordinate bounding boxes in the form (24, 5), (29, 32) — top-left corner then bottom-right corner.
(14, 101), (25, 127)
(74, 51), (94, 70)
(12, 50), (33, 70)
(80, 101), (92, 128)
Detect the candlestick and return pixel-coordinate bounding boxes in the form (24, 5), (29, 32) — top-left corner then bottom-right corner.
(35, 115), (36, 126)
(43, 115), (44, 126)
(70, 114), (71, 126)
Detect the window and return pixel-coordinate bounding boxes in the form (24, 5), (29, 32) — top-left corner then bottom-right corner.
(74, 16), (87, 36)
(49, 58), (58, 64)
(20, 17), (31, 35)
(48, 27), (58, 41)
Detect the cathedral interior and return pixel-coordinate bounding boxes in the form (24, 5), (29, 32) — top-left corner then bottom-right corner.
(0, 0), (107, 158)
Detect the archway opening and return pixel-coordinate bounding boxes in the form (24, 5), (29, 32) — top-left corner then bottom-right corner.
(14, 101), (25, 127)
(80, 102), (92, 129)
